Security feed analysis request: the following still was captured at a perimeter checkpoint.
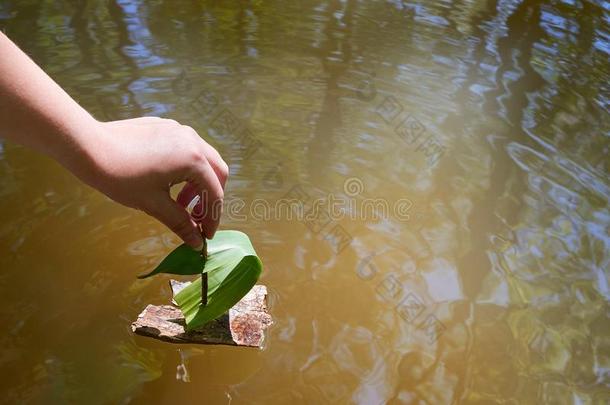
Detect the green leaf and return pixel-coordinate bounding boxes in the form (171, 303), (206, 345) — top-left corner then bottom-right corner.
(137, 244), (206, 279)
(140, 230), (263, 331)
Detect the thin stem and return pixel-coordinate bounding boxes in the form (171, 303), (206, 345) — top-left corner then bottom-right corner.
(199, 224), (208, 306)
(201, 272), (208, 306)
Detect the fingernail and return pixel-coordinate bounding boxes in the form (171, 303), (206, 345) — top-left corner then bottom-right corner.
(187, 234), (204, 251)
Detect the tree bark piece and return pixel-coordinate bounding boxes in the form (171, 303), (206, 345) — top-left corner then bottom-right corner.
(131, 282), (272, 348)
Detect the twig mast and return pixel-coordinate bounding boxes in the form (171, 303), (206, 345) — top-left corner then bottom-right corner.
(199, 223), (208, 306)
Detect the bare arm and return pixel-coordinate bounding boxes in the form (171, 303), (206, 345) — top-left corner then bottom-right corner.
(0, 32), (228, 249)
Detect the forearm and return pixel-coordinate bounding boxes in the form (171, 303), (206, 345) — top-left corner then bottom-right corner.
(0, 32), (100, 173)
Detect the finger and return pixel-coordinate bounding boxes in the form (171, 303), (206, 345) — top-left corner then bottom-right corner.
(145, 193), (203, 250)
(200, 142), (229, 188)
(176, 172), (220, 235)
(182, 125), (229, 188)
(177, 182), (198, 208)
(191, 194), (205, 223)
(176, 182), (205, 224)
(187, 161), (224, 239)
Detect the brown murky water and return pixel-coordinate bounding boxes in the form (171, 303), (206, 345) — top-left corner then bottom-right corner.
(1, 0), (609, 403)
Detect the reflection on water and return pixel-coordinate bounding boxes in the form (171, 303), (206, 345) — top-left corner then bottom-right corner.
(0, 0), (609, 403)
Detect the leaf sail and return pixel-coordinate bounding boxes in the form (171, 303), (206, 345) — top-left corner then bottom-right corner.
(175, 255), (261, 330)
(138, 244), (206, 279)
(139, 230), (263, 331)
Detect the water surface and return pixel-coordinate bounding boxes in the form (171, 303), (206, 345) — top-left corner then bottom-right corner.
(0, 0), (609, 403)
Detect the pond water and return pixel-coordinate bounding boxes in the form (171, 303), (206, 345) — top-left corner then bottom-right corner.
(1, 0), (609, 403)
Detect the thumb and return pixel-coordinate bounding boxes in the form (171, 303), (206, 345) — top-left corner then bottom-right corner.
(145, 193), (204, 250)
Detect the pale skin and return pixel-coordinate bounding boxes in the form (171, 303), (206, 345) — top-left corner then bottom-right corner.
(0, 32), (227, 250)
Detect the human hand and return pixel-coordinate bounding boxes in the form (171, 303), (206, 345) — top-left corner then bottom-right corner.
(77, 117), (228, 249)
(0, 34), (227, 249)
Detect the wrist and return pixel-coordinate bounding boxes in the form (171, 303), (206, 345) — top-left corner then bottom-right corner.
(52, 116), (110, 186)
